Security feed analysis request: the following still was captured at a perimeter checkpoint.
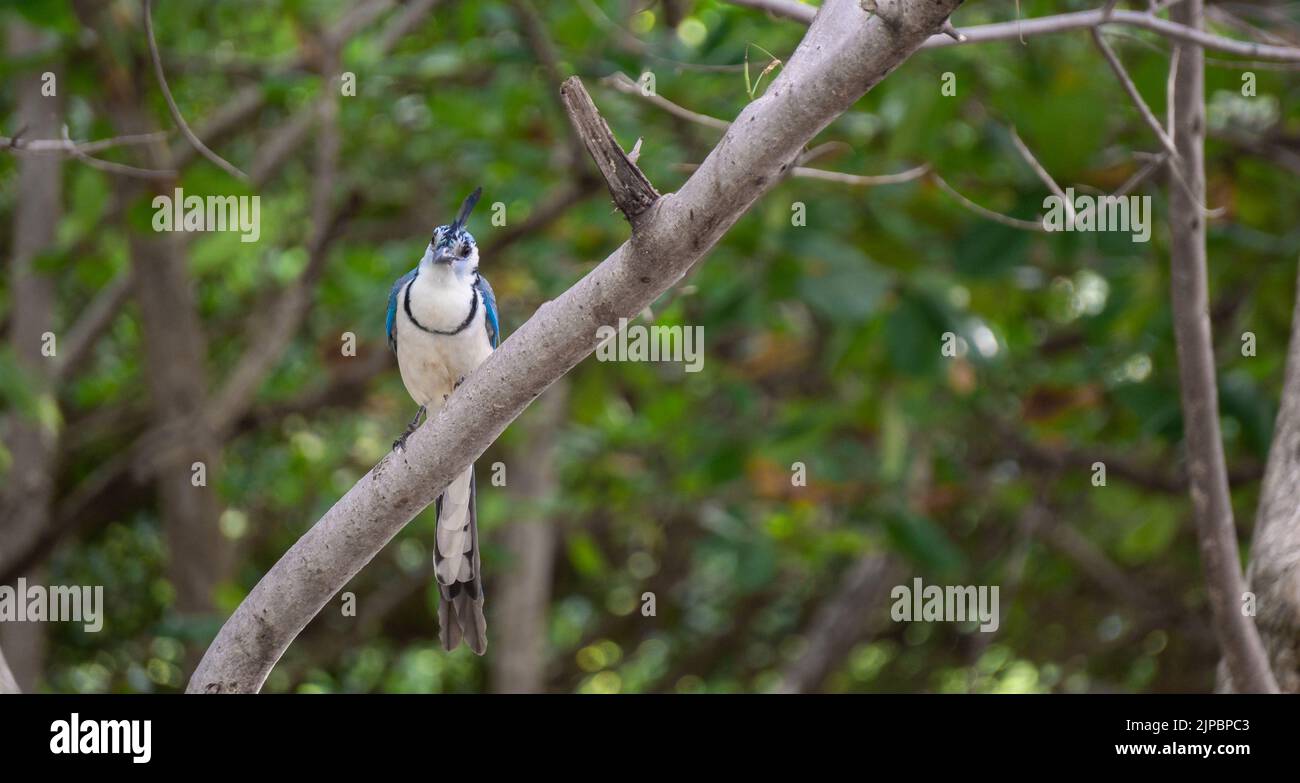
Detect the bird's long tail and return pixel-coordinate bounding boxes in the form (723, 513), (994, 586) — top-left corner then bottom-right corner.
(433, 464), (487, 654)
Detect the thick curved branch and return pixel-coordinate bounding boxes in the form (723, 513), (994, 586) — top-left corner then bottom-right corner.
(187, 0), (965, 693)
(1242, 261), (1300, 693)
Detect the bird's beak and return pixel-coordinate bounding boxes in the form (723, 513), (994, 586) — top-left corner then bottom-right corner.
(432, 248), (455, 265)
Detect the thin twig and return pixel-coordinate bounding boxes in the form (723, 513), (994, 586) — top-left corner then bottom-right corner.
(1009, 126), (1075, 227)
(1092, 30), (1222, 215)
(1113, 152), (1167, 197)
(1092, 29), (1180, 159)
(929, 172), (1047, 232)
(676, 160), (930, 188)
(58, 124), (176, 179)
(791, 162), (930, 186)
(143, 0), (248, 181)
(727, 1), (1300, 62)
(1, 130), (168, 154)
(601, 72), (732, 131)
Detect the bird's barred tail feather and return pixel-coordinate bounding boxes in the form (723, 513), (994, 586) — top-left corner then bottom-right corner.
(434, 465), (487, 654)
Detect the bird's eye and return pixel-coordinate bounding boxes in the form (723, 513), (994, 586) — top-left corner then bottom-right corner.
(460, 245), (471, 257)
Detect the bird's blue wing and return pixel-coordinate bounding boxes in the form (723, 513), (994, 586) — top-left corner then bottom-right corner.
(476, 274), (500, 349)
(386, 268), (417, 352)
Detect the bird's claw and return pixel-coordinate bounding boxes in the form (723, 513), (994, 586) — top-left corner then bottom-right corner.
(392, 404), (426, 453)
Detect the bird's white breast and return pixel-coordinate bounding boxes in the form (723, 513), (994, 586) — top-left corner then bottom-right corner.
(394, 274), (493, 412)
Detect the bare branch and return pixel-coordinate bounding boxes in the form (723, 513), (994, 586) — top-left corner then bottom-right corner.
(675, 160), (930, 188)
(0, 644), (19, 695)
(789, 162), (930, 186)
(1166, 0), (1278, 694)
(4, 119), (168, 179)
(727, 2), (1300, 62)
(1113, 152), (1166, 197)
(55, 125), (176, 179)
(929, 172), (1046, 232)
(559, 77), (661, 225)
(933, 9), (1300, 60)
(1092, 29), (1180, 159)
(1009, 126), (1075, 227)
(143, 0), (248, 180)
(1242, 260), (1300, 693)
(602, 72), (732, 131)
(1, 130), (168, 154)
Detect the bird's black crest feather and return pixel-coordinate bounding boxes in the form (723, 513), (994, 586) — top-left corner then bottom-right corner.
(452, 186), (483, 231)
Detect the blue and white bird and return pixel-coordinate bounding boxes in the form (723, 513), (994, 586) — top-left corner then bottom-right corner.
(386, 186), (499, 655)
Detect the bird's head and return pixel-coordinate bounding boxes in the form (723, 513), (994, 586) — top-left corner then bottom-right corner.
(423, 186), (482, 280)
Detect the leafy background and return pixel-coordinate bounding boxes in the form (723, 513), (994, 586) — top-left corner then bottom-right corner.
(1, 0), (1298, 693)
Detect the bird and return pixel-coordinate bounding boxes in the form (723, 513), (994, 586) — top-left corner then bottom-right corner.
(385, 186), (499, 655)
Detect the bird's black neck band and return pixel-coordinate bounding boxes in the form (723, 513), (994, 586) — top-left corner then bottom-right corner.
(403, 269), (478, 337)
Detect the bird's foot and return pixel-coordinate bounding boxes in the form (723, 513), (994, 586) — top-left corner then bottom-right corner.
(392, 405), (427, 452)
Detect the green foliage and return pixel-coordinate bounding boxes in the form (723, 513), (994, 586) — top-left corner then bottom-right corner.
(3, 0), (1298, 694)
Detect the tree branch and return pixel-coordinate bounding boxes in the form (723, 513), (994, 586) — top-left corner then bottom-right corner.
(187, 0), (965, 693)
(1241, 260), (1300, 693)
(559, 77), (660, 225)
(143, 0), (248, 180)
(1091, 29), (1180, 159)
(1166, 0), (1278, 694)
(602, 72), (732, 131)
(728, 1), (1300, 62)
(0, 644), (20, 695)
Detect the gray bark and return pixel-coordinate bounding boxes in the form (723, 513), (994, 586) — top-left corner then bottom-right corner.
(0, 18), (62, 693)
(1167, 0), (1277, 693)
(490, 380), (568, 693)
(187, 0), (965, 693)
(1239, 263), (1300, 692)
(0, 644), (20, 694)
